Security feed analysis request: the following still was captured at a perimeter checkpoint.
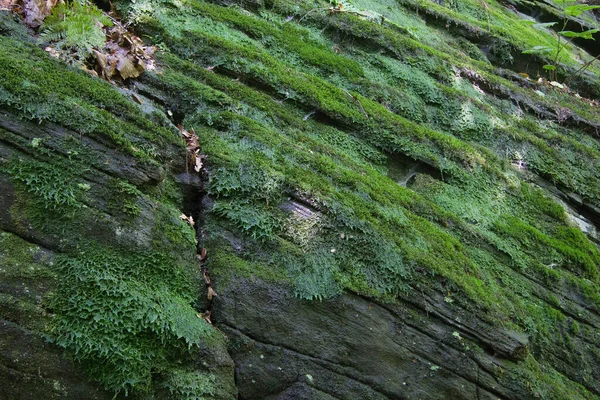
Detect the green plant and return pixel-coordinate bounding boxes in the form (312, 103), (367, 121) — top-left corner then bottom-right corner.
(39, 0), (112, 58)
(7, 158), (89, 210)
(212, 199), (282, 241)
(48, 246), (213, 395)
(115, 180), (143, 217)
(161, 369), (216, 400)
(523, 2), (600, 81)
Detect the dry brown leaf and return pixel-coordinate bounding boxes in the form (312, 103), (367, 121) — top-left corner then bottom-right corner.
(117, 57), (141, 80)
(23, 0), (51, 27)
(131, 93), (144, 105)
(187, 137), (199, 151)
(45, 46), (60, 58)
(200, 247), (207, 261)
(179, 213), (194, 227)
(94, 50), (107, 70)
(207, 287), (217, 300)
(0, 0), (14, 10)
(200, 310), (212, 324)
(202, 269), (211, 285)
(194, 157), (203, 173)
(178, 125), (204, 173)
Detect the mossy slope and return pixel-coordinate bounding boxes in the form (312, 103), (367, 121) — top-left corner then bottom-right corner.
(121, 0), (599, 397)
(1, 0), (600, 398)
(0, 24), (235, 399)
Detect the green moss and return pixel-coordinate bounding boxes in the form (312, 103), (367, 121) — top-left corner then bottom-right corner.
(48, 244), (212, 395)
(188, 1), (364, 79)
(0, 36), (181, 163)
(108, 179), (143, 219)
(0, 230), (55, 279)
(494, 215), (600, 282)
(206, 240), (287, 285)
(6, 157), (89, 211)
(0, 10), (33, 41)
(0, 231), (56, 331)
(3, 0), (600, 395)
(162, 369), (217, 399)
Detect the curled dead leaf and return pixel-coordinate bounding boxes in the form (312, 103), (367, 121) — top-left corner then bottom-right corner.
(194, 157), (203, 172)
(23, 0), (53, 27)
(199, 310), (212, 324)
(117, 56), (141, 80)
(202, 268), (211, 285)
(207, 287), (217, 300)
(45, 46), (60, 59)
(131, 93), (144, 105)
(177, 125), (204, 173)
(179, 213), (194, 227)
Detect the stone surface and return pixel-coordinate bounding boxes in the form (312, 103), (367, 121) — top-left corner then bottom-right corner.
(1, 0), (600, 399)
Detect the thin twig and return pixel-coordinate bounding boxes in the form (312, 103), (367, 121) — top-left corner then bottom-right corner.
(480, 0), (491, 32)
(342, 88), (369, 119)
(298, 7), (328, 23)
(565, 52), (600, 83)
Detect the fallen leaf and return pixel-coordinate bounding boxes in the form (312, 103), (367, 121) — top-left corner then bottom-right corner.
(200, 247), (207, 261)
(23, 0), (51, 27)
(146, 59), (156, 71)
(117, 57), (141, 80)
(179, 213), (194, 227)
(201, 310), (212, 324)
(194, 157), (203, 172)
(0, 0), (14, 10)
(45, 46), (60, 58)
(132, 93), (144, 105)
(202, 268), (211, 285)
(207, 287), (217, 300)
(94, 50), (107, 70)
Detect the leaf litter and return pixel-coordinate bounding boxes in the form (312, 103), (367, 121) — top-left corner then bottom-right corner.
(2, 0), (157, 84)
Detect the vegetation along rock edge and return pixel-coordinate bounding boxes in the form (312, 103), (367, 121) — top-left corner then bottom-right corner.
(0, 0), (599, 399)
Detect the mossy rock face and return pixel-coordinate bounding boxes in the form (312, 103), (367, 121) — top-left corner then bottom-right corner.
(1, 0), (600, 399)
(0, 29), (235, 399)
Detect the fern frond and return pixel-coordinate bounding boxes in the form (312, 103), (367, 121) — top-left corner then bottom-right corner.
(39, 0), (111, 56)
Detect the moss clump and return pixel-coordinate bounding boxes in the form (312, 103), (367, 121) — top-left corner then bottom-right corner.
(6, 158), (90, 211)
(48, 244), (214, 395)
(0, 230), (55, 280)
(108, 179), (143, 219)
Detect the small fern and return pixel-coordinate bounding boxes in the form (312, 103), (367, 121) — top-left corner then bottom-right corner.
(40, 0), (112, 57)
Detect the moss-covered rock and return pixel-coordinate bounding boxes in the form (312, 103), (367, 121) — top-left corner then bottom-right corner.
(1, 0), (599, 398)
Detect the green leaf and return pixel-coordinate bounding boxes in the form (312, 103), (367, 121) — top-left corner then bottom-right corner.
(522, 46), (554, 55)
(543, 64), (556, 71)
(559, 29), (598, 40)
(532, 22), (558, 29)
(565, 5), (600, 17)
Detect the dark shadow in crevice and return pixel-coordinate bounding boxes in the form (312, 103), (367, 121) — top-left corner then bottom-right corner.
(386, 152), (443, 187)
